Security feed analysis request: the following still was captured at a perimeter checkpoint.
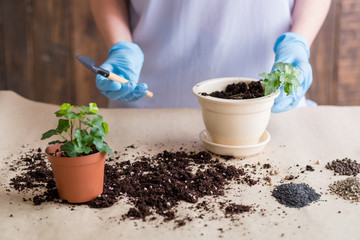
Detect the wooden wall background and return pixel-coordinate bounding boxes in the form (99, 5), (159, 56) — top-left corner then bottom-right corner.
(0, 0), (108, 107)
(1, 0), (360, 107)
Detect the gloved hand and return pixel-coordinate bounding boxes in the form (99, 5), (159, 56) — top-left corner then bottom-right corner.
(271, 32), (313, 113)
(96, 41), (148, 102)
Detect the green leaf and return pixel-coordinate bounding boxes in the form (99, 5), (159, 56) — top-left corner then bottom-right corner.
(102, 122), (109, 134)
(284, 64), (292, 75)
(89, 103), (99, 114)
(92, 115), (103, 125)
(82, 122), (92, 128)
(279, 74), (286, 84)
(93, 139), (113, 156)
(56, 119), (70, 133)
(284, 83), (292, 95)
(259, 72), (269, 79)
(65, 112), (77, 119)
(48, 140), (64, 145)
(260, 62), (300, 96)
(274, 62), (285, 72)
(82, 135), (94, 146)
(72, 130), (93, 155)
(90, 125), (106, 140)
(60, 142), (77, 157)
(74, 129), (83, 139)
(263, 78), (280, 95)
(55, 109), (67, 117)
(102, 143), (113, 156)
(73, 139), (92, 155)
(293, 78), (301, 87)
(93, 138), (104, 149)
(41, 129), (58, 140)
(83, 115), (103, 127)
(268, 71), (279, 82)
(61, 103), (72, 111)
(55, 105), (75, 118)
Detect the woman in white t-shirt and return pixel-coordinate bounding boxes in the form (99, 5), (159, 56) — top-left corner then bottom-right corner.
(90, 0), (331, 112)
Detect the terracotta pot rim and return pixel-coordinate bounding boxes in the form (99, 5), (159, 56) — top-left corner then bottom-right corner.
(45, 144), (107, 166)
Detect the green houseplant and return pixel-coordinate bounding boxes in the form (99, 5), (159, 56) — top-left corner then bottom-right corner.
(41, 103), (113, 203)
(260, 62), (301, 96)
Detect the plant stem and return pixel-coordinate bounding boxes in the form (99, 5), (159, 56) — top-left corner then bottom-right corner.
(69, 119), (73, 142)
(59, 133), (67, 141)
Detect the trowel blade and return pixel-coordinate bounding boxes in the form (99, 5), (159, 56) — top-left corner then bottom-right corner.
(76, 56), (100, 74)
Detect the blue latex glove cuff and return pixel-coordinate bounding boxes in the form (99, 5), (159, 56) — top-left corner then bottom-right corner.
(96, 41), (148, 102)
(271, 32), (313, 113)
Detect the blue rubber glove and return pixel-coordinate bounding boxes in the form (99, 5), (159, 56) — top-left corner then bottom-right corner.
(271, 32), (313, 113)
(96, 41), (148, 102)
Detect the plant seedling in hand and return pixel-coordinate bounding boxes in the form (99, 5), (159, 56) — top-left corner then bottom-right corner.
(259, 62), (301, 96)
(41, 103), (113, 157)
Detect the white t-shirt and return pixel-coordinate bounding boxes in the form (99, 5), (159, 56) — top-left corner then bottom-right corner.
(110, 0), (294, 108)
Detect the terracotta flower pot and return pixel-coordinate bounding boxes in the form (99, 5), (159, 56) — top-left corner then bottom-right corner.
(45, 143), (106, 203)
(193, 77), (280, 146)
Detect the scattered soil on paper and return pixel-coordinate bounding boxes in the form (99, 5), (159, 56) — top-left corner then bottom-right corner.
(90, 150), (256, 220)
(8, 147), (258, 223)
(8, 148), (59, 204)
(201, 81), (264, 99)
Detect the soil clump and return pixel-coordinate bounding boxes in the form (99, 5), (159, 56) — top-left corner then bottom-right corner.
(224, 203), (251, 216)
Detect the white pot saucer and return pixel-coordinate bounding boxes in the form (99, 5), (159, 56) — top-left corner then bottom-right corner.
(199, 130), (271, 157)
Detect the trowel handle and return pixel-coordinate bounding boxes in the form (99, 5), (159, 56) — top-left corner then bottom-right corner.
(108, 72), (154, 98)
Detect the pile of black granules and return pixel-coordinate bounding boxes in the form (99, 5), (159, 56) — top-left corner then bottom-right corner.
(272, 183), (321, 208)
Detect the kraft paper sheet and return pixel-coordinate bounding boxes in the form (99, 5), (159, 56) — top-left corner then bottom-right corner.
(0, 91), (360, 240)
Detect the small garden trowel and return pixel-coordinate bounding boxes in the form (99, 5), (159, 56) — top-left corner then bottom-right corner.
(76, 55), (153, 98)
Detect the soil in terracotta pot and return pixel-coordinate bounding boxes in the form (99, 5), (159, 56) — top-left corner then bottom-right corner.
(52, 147), (99, 157)
(202, 81), (264, 99)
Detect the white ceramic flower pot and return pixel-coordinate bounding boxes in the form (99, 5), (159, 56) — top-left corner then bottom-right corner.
(193, 77), (280, 146)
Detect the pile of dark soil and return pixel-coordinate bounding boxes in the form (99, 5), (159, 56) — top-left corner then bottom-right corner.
(9, 148), (258, 222)
(202, 81), (264, 99)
